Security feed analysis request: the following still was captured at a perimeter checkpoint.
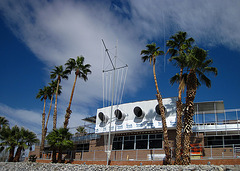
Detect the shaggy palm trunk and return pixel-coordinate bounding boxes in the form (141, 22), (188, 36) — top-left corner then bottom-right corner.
(8, 146), (15, 162)
(175, 100), (183, 164)
(175, 68), (184, 165)
(40, 99), (46, 152)
(53, 79), (60, 130)
(13, 146), (22, 162)
(41, 93), (54, 151)
(64, 74), (77, 128)
(182, 70), (197, 165)
(153, 58), (171, 165)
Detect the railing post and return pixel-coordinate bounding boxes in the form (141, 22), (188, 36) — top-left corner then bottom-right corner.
(121, 150), (123, 161)
(233, 144), (235, 158)
(211, 145), (213, 159)
(153, 148), (155, 161)
(81, 150), (83, 161)
(136, 149), (138, 161)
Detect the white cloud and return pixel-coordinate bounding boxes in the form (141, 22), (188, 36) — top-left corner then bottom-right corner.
(0, 103), (42, 134)
(129, 0), (240, 50)
(0, 0), (240, 129)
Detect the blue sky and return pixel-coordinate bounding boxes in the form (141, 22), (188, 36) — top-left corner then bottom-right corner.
(0, 0), (240, 135)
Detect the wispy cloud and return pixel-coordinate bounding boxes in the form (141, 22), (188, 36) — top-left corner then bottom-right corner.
(0, 102), (91, 135)
(0, 0), (239, 130)
(0, 103), (42, 134)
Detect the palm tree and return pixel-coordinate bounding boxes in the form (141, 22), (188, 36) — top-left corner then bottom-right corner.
(46, 128), (73, 163)
(0, 125), (19, 162)
(13, 127), (39, 162)
(182, 46), (217, 165)
(41, 80), (62, 152)
(75, 126), (87, 136)
(36, 86), (51, 152)
(167, 31), (194, 164)
(0, 116), (9, 129)
(63, 56), (91, 128)
(141, 43), (171, 165)
(50, 65), (68, 130)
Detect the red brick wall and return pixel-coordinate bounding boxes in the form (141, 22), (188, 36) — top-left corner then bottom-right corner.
(38, 159), (240, 165)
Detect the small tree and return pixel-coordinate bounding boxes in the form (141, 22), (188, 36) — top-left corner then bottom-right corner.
(0, 125), (19, 162)
(13, 127), (39, 162)
(46, 128), (73, 163)
(0, 116), (9, 129)
(75, 126), (87, 136)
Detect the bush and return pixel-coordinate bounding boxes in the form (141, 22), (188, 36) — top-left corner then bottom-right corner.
(28, 155), (37, 162)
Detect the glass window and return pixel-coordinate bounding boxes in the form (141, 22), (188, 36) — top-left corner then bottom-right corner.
(76, 143), (89, 152)
(215, 136), (223, 140)
(118, 137), (123, 141)
(113, 142), (122, 150)
(156, 134), (162, 139)
(130, 136), (135, 140)
(124, 140), (134, 150)
(136, 135), (141, 140)
(149, 139), (162, 149)
(149, 135), (155, 139)
(142, 135), (148, 139)
(136, 140), (148, 149)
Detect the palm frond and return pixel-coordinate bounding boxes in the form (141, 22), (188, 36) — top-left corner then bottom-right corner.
(170, 73), (180, 85)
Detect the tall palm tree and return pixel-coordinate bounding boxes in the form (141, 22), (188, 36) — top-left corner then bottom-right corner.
(167, 31), (194, 164)
(182, 46), (218, 165)
(63, 56), (91, 128)
(50, 65), (68, 130)
(40, 80), (62, 153)
(13, 127), (39, 162)
(46, 128), (73, 163)
(36, 86), (51, 152)
(141, 43), (171, 165)
(0, 116), (9, 129)
(43, 80), (62, 143)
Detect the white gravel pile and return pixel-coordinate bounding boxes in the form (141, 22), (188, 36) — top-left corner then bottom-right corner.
(0, 162), (239, 171)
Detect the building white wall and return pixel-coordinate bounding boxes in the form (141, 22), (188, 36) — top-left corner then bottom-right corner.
(95, 97), (177, 134)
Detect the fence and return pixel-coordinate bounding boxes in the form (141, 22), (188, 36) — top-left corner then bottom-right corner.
(39, 144), (240, 161)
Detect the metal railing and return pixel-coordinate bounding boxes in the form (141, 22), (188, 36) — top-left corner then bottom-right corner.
(39, 144), (240, 161)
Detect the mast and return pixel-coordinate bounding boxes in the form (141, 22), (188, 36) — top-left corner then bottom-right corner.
(101, 39), (127, 165)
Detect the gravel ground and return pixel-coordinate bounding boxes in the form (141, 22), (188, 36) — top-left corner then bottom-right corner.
(0, 162), (240, 171)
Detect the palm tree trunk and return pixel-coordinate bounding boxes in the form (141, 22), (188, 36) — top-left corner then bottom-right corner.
(182, 70), (197, 165)
(64, 74), (77, 128)
(8, 146), (15, 162)
(41, 93), (54, 152)
(153, 58), (171, 165)
(53, 79), (60, 130)
(13, 146), (22, 162)
(57, 148), (63, 163)
(175, 68), (184, 165)
(52, 148), (57, 163)
(40, 99), (46, 152)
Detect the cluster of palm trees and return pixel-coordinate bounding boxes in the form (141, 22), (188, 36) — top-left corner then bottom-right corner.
(141, 31), (218, 165)
(36, 56), (91, 155)
(0, 116), (39, 162)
